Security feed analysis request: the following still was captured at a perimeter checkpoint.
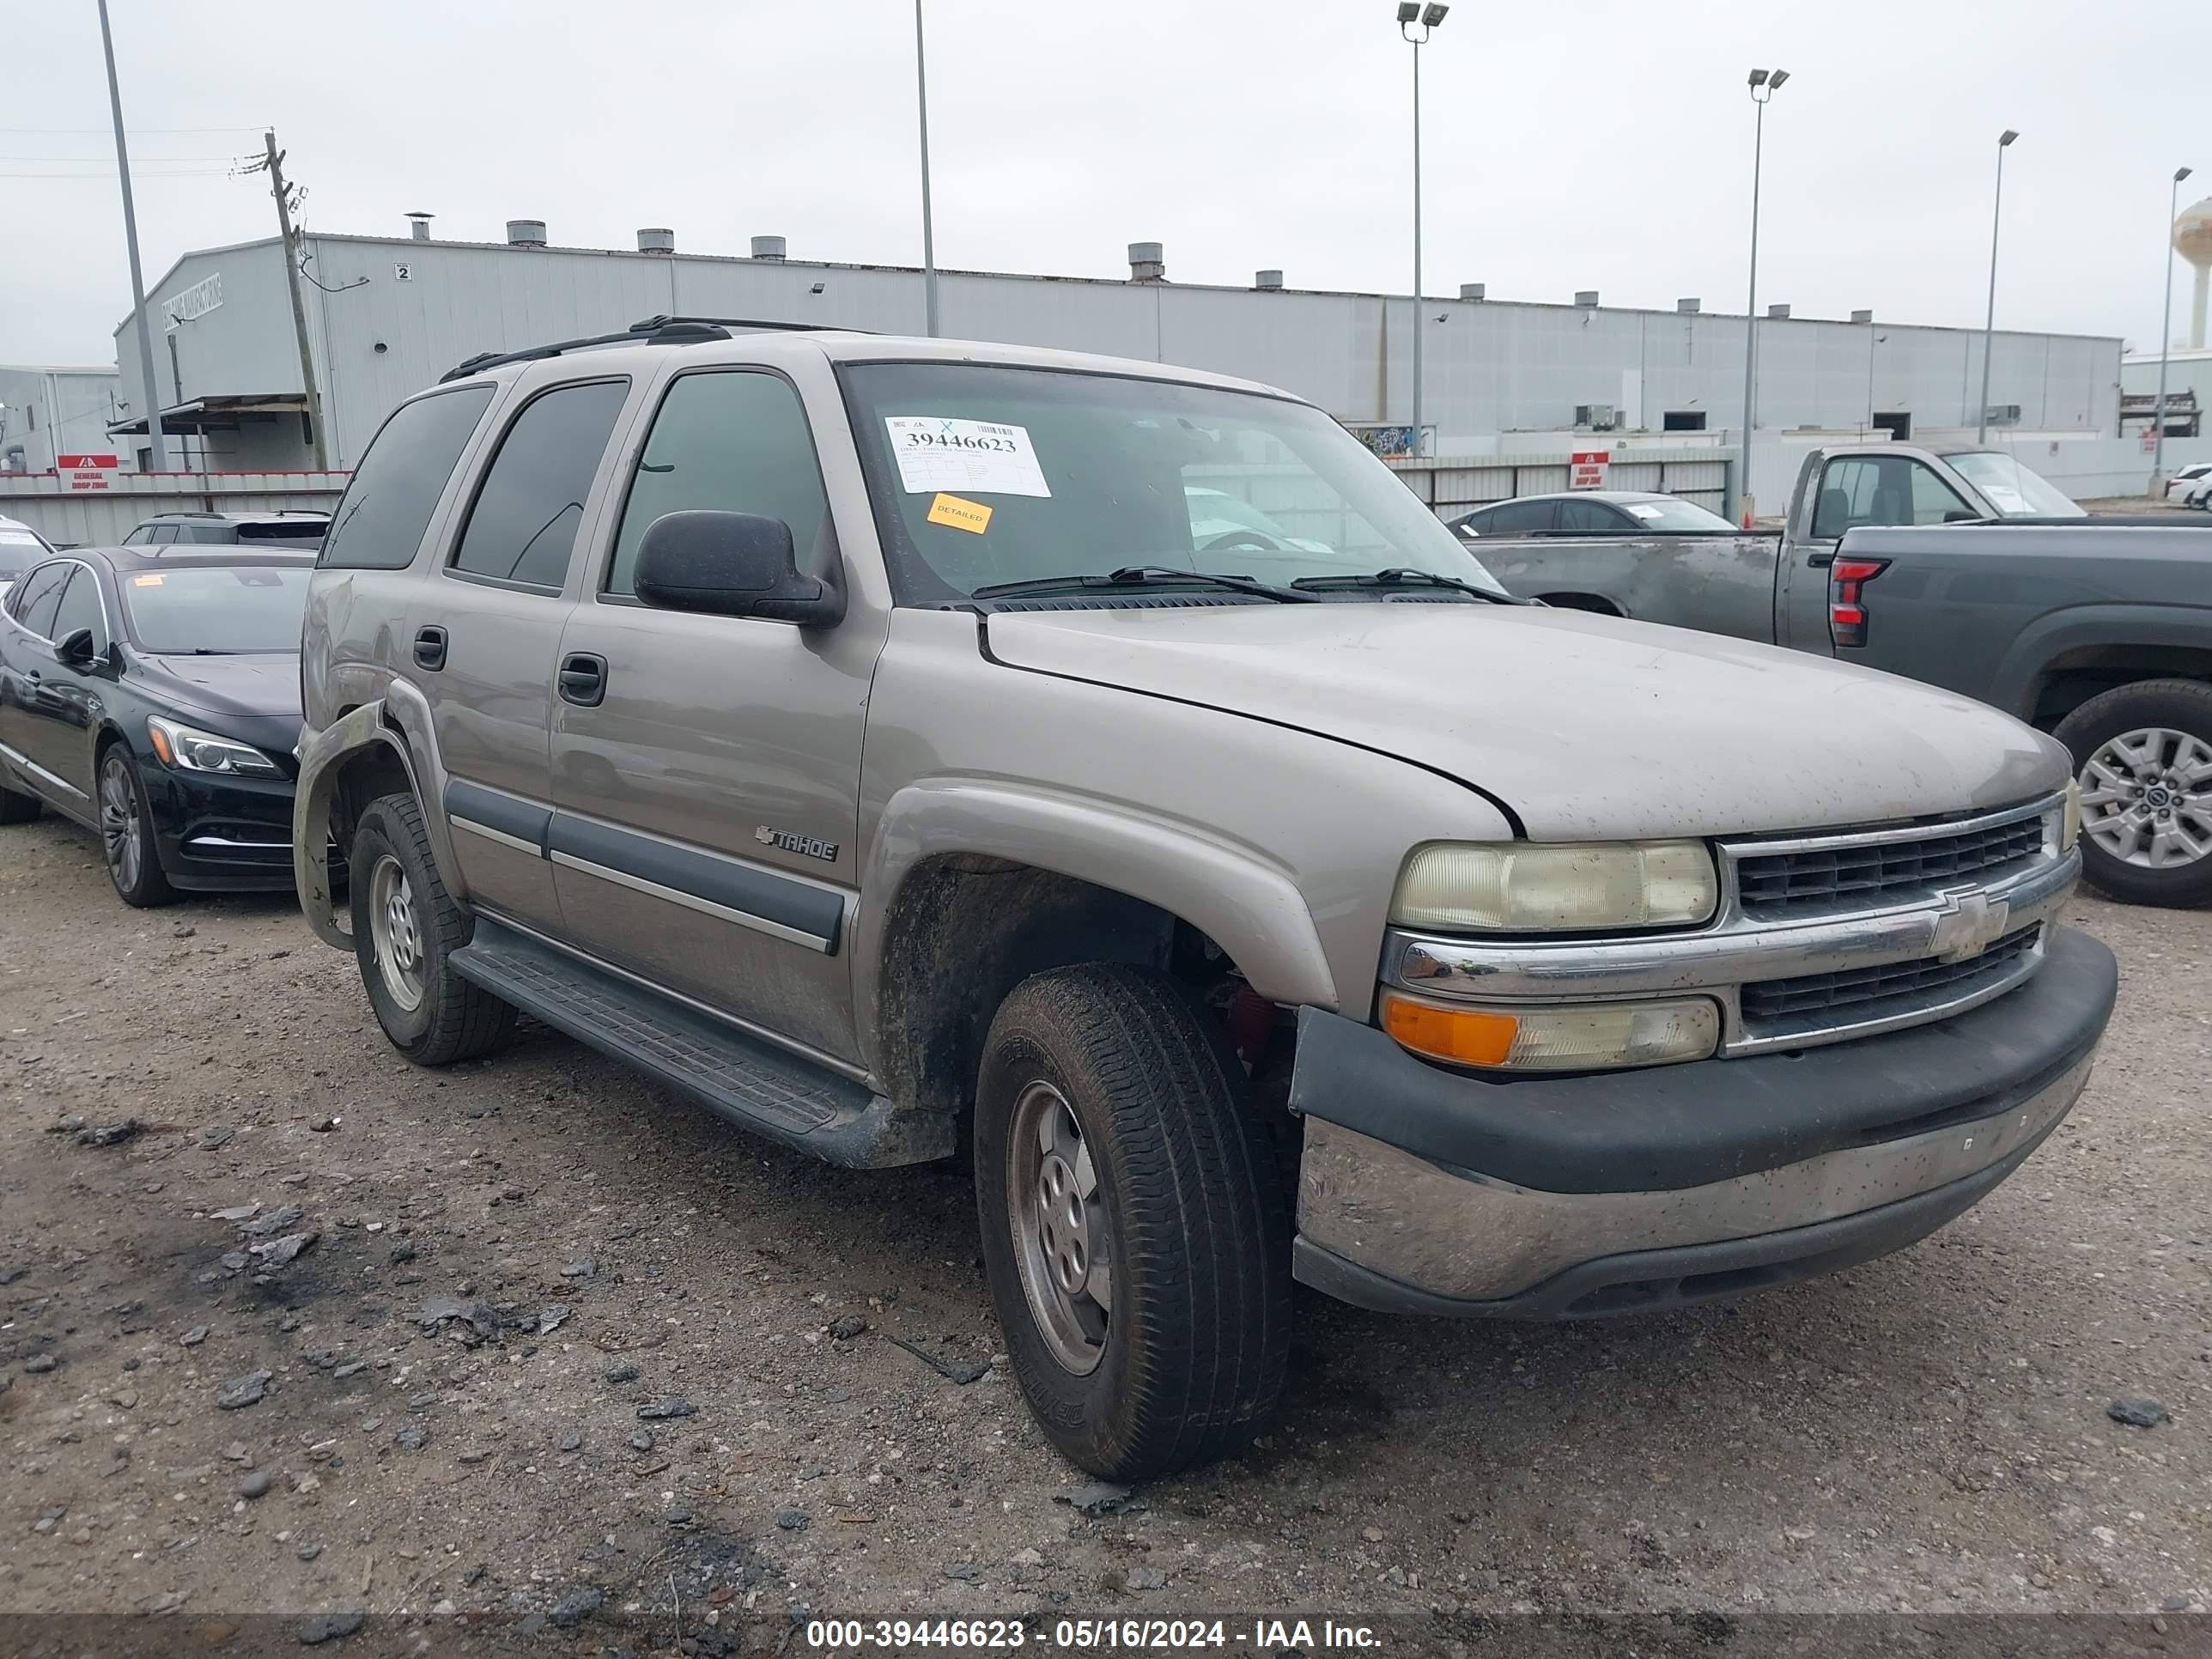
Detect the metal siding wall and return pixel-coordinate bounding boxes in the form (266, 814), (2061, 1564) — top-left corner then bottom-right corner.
(0, 470), (349, 547)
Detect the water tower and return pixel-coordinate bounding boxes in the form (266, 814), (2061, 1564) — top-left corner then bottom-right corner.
(2178, 196), (2212, 349)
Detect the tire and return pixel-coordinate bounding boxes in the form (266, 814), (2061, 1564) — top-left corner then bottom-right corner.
(2055, 678), (2212, 908)
(349, 792), (517, 1065)
(97, 746), (178, 908)
(0, 779), (37, 823)
(974, 963), (1291, 1481)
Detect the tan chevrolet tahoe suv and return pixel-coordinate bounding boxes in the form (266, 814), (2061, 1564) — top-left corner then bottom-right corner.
(293, 315), (2118, 1480)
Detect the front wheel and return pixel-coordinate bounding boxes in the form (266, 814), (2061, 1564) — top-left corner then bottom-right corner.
(2057, 678), (2212, 908)
(98, 748), (177, 908)
(975, 963), (1291, 1481)
(349, 793), (516, 1065)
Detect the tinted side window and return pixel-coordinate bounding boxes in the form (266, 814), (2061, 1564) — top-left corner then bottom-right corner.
(9, 563), (70, 636)
(52, 568), (106, 649)
(1556, 499), (1627, 533)
(606, 372), (829, 598)
(320, 385), (496, 572)
(123, 526), (153, 545)
(1486, 500), (1559, 534)
(452, 380), (629, 589)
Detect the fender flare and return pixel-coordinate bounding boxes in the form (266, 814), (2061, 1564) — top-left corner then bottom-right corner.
(854, 777), (1340, 1072)
(1989, 604), (2212, 719)
(291, 699), (435, 950)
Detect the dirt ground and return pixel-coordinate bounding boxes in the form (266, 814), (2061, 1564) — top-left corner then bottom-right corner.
(1, 809), (2206, 1651)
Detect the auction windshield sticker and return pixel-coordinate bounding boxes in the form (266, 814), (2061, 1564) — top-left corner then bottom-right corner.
(886, 416), (1052, 497)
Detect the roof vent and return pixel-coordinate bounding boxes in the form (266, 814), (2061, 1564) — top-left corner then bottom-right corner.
(1575, 289), (1600, 308)
(1127, 241), (1165, 283)
(1767, 302), (1791, 319)
(405, 211), (434, 242)
(1677, 296), (1700, 313)
(636, 228), (675, 255)
(750, 234), (787, 261)
(1255, 269), (1283, 290)
(506, 219), (547, 247)
(1459, 283), (1486, 301)
(1850, 307), (1874, 324)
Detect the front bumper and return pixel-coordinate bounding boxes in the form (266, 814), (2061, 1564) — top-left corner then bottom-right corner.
(1289, 925), (2117, 1318)
(137, 755), (310, 894)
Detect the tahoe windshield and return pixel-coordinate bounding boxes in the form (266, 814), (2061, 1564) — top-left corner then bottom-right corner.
(119, 564), (312, 654)
(1942, 450), (2085, 518)
(842, 363), (1508, 603)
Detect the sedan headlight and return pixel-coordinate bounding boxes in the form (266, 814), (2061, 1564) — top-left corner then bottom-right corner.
(1392, 840), (1717, 933)
(146, 716), (283, 779)
(1380, 988), (1721, 1072)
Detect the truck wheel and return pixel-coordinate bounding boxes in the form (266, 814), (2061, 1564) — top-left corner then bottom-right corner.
(349, 793), (517, 1064)
(2057, 678), (2212, 908)
(974, 963), (1291, 1481)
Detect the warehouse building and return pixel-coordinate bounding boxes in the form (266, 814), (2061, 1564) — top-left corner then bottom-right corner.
(106, 218), (2123, 477)
(0, 364), (125, 475)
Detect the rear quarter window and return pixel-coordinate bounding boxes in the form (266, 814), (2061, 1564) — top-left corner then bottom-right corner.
(319, 385), (496, 572)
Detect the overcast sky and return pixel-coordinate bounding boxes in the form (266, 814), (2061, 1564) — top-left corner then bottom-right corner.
(3, 0), (2205, 368)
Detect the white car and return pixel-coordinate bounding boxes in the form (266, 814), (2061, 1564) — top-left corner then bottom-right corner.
(2166, 463), (2212, 508)
(0, 514), (55, 599)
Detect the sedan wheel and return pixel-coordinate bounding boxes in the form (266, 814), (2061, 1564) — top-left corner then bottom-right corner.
(97, 750), (177, 908)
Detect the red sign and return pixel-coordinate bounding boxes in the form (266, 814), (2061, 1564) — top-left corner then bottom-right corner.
(57, 453), (118, 492)
(1569, 450), (1611, 489)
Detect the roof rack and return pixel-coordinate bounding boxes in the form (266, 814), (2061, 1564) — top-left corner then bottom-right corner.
(438, 313), (863, 384)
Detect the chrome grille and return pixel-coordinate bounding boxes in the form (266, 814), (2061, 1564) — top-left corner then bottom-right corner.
(1735, 814), (2045, 918)
(1741, 923), (2042, 1026)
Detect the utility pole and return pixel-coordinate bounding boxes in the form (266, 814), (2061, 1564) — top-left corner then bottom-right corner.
(914, 0), (939, 337)
(2154, 166), (2194, 491)
(97, 0), (168, 471)
(1737, 68), (1788, 526)
(1977, 129), (2019, 445)
(258, 132), (329, 469)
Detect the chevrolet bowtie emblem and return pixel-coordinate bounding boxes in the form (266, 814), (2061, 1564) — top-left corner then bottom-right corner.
(1930, 890), (2009, 964)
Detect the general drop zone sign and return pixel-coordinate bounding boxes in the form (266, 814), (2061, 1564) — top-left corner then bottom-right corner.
(1570, 451), (1611, 489)
(57, 454), (118, 492)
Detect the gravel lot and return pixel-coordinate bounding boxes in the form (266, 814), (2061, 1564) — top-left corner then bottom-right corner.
(0, 809), (2205, 1647)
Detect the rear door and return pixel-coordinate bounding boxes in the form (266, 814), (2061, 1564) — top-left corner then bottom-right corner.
(548, 363), (883, 1065)
(404, 375), (635, 935)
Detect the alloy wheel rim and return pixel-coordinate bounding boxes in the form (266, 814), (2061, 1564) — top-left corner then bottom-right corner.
(1006, 1079), (1111, 1376)
(2078, 726), (2212, 870)
(99, 758), (140, 891)
(368, 854), (426, 1012)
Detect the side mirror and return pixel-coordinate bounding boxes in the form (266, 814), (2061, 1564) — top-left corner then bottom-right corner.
(56, 627), (98, 669)
(632, 511), (844, 627)
(1942, 509), (1981, 523)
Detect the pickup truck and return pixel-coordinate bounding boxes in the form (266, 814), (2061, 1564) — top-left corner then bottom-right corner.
(1457, 443), (2212, 906)
(290, 322), (2116, 1479)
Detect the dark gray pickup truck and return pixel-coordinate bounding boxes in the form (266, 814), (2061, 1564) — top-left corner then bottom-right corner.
(1462, 442), (2212, 907)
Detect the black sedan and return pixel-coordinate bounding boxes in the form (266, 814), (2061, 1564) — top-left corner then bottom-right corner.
(0, 545), (318, 907)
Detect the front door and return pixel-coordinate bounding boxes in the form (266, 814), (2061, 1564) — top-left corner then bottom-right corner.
(17, 563), (112, 795)
(0, 561), (94, 812)
(549, 366), (884, 1066)
(405, 375), (634, 935)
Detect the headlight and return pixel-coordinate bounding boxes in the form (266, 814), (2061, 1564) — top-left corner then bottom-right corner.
(2057, 780), (2081, 854)
(1380, 988), (1721, 1072)
(145, 716), (283, 779)
(1392, 841), (1717, 932)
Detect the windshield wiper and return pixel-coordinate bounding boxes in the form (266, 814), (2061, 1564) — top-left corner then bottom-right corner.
(972, 564), (1316, 604)
(1290, 568), (1522, 604)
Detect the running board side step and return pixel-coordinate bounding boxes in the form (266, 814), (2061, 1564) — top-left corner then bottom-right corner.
(449, 918), (951, 1169)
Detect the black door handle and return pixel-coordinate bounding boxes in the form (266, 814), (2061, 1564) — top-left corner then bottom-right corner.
(558, 653), (607, 708)
(1804, 551), (1836, 569)
(413, 626), (448, 671)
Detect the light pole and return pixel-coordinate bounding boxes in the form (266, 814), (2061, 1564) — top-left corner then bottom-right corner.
(1865, 331), (1887, 435)
(1398, 2), (1446, 458)
(1736, 67), (1787, 526)
(1976, 129), (2019, 445)
(97, 0), (169, 472)
(2154, 165), (2194, 489)
(914, 0), (939, 337)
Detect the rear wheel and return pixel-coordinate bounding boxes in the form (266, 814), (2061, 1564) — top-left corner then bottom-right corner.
(2057, 678), (2212, 908)
(975, 963), (1291, 1481)
(349, 793), (516, 1064)
(98, 748), (178, 908)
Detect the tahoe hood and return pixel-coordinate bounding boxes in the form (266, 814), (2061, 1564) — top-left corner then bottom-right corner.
(981, 603), (2067, 841)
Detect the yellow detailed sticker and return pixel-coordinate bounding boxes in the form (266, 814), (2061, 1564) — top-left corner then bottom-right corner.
(131, 573), (164, 586)
(926, 492), (994, 535)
